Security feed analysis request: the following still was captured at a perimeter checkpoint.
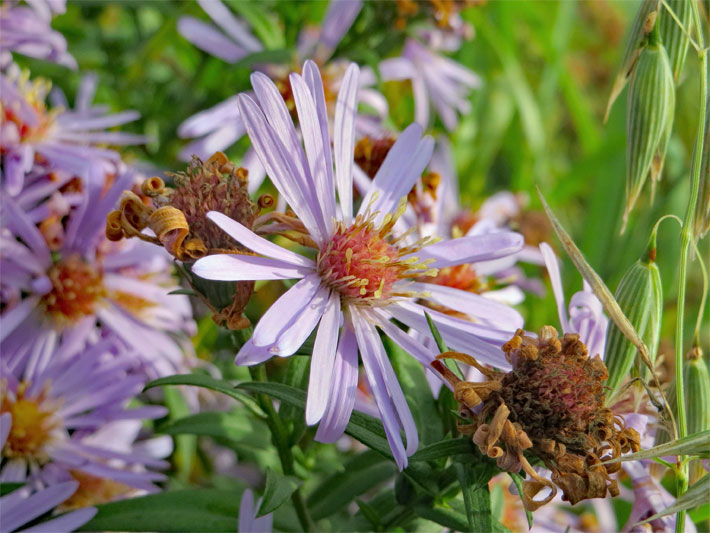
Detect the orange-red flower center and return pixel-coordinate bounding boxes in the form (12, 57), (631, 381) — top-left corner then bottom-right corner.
(42, 255), (105, 323)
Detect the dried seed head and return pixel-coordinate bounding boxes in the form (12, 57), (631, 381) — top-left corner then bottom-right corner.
(603, 249), (663, 401)
(105, 152), (257, 329)
(624, 39), (675, 230)
(433, 327), (640, 510)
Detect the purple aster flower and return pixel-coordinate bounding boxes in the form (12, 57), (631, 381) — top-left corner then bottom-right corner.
(176, 0), (386, 193)
(0, 0), (76, 70)
(378, 33), (480, 131)
(238, 489), (273, 533)
(0, 335), (169, 496)
(192, 61), (523, 468)
(0, 69), (148, 196)
(0, 167), (195, 381)
(540, 242), (608, 358)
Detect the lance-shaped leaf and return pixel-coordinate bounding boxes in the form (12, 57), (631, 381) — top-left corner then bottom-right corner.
(606, 429), (710, 464)
(257, 468), (302, 517)
(624, 39), (675, 230)
(605, 0), (658, 122)
(604, 251), (662, 399)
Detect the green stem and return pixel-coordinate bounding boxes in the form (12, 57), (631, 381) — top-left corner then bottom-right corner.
(249, 365), (315, 532)
(675, 4), (707, 532)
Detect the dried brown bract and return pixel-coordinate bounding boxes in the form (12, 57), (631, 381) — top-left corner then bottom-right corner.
(105, 152), (259, 329)
(432, 326), (640, 511)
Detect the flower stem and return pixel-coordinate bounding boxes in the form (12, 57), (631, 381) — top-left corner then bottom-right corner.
(249, 364), (315, 532)
(674, 3), (707, 532)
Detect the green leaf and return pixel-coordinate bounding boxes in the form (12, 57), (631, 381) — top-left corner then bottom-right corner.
(157, 411), (251, 441)
(638, 476), (710, 525)
(456, 463), (492, 533)
(355, 498), (382, 529)
(604, 429), (710, 464)
(237, 381), (394, 461)
(225, 1), (285, 49)
(280, 356), (310, 446)
(387, 337), (443, 445)
(409, 438), (474, 462)
(164, 387), (195, 485)
(145, 373), (266, 419)
(0, 482), (24, 496)
(257, 468), (302, 518)
(77, 490), (240, 532)
(508, 473), (533, 529)
(167, 288), (197, 296)
(413, 504), (471, 531)
(308, 451), (396, 520)
(425, 312), (463, 380)
(425, 312), (449, 353)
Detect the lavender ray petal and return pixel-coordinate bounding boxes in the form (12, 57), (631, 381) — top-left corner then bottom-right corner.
(305, 291), (341, 425)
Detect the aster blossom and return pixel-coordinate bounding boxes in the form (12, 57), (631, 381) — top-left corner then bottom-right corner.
(176, 0), (386, 192)
(0, 0), (76, 70)
(0, 69), (148, 196)
(193, 60), (524, 469)
(0, 167), (195, 381)
(0, 335), (169, 498)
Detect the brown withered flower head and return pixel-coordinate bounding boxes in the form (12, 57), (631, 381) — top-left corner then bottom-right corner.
(105, 152), (262, 330)
(432, 326), (640, 511)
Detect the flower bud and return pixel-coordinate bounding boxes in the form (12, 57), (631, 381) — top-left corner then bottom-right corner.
(624, 37), (675, 229)
(658, 0), (691, 83)
(604, 247), (663, 400)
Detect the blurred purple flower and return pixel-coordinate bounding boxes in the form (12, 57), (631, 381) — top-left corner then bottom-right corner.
(0, 334), (169, 496)
(191, 61), (523, 469)
(176, 0), (387, 194)
(238, 489), (273, 533)
(379, 35), (480, 131)
(0, 0), (76, 70)
(0, 70), (148, 196)
(0, 168), (195, 381)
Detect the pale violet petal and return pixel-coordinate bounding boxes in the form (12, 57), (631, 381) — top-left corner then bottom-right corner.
(289, 70), (335, 235)
(540, 242), (570, 333)
(206, 212), (314, 268)
(177, 16), (247, 63)
(413, 232), (524, 269)
(192, 254), (311, 282)
(333, 63), (360, 222)
(409, 281), (523, 330)
(305, 291), (341, 425)
(314, 325), (358, 443)
(251, 274), (323, 347)
(350, 308), (407, 469)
